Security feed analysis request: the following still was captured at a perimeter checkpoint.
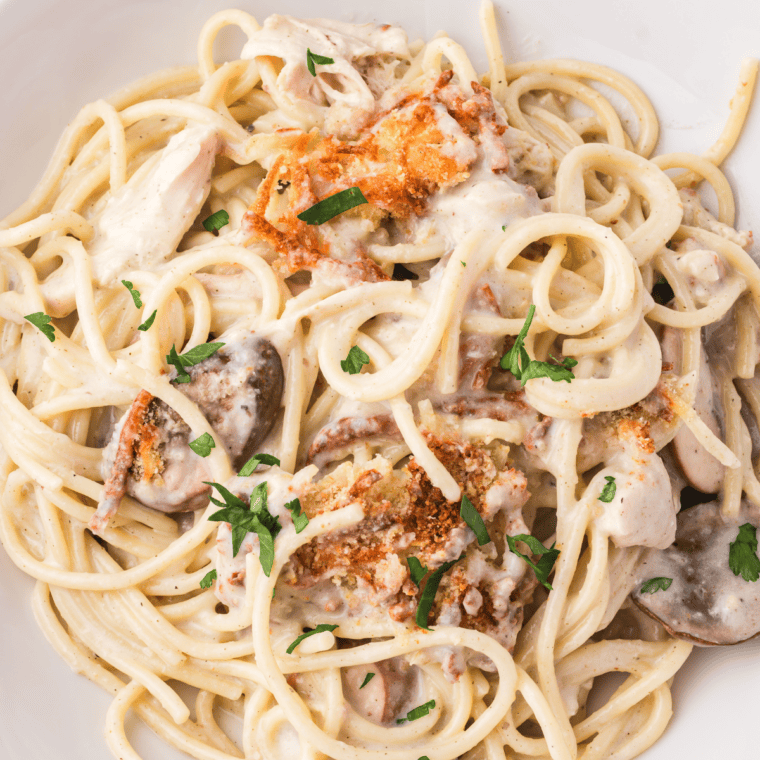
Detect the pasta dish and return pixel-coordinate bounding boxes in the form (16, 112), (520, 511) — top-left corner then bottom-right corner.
(1, 3), (759, 759)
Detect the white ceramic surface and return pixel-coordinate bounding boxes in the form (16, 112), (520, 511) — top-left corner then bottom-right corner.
(0, 1), (759, 759)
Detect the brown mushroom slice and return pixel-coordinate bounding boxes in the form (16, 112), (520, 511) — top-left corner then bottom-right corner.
(91, 334), (283, 530)
(661, 326), (725, 493)
(631, 501), (760, 645)
(342, 657), (419, 725)
(180, 334), (284, 469)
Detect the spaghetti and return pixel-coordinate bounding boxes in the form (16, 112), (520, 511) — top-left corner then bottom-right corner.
(0, 4), (759, 760)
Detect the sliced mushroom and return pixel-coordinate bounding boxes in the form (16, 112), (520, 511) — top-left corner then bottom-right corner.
(342, 657), (419, 725)
(91, 334), (283, 531)
(631, 501), (760, 645)
(662, 326), (725, 493)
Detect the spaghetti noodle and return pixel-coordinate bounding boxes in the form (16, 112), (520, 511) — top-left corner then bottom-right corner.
(0, 4), (759, 760)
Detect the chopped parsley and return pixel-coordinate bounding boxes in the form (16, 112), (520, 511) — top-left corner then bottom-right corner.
(202, 209), (230, 234)
(24, 312), (55, 342)
(407, 556), (429, 587)
(188, 432), (215, 457)
(396, 699), (436, 724)
(729, 523), (760, 583)
(359, 672), (375, 689)
(286, 623), (339, 654)
(460, 494), (490, 546)
(340, 345), (370, 375)
(640, 577), (672, 594)
(166, 341), (224, 383)
(306, 48), (335, 76)
(415, 555), (463, 631)
(500, 305), (576, 386)
(598, 475), (617, 503)
(297, 187), (368, 225)
(206, 481), (281, 574)
(200, 569), (217, 589)
(138, 309), (157, 332)
(285, 498), (309, 533)
(122, 280), (142, 308)
(239, 453), (280, 477)
(506, 533), (560, 591)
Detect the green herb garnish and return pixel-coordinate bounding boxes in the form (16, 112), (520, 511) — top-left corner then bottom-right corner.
(202, 209), (230, 234)
(340, 345), (370, 375)
(640, 577), (672, 594)
(285, 498), (309, 533)
(505, 533), (560, 591)
(188, 432), (215, 457)
(166, 341), (224, 383)
(24, 312), (55, 342)
(206, 481), (281, 573)
(239, 453), (281, 477)
(460, 494), (490, 546)
(306, 48), (335, 76)
(598, 475), (617, 503)
(500, 305), (576, 386)
(138, 309), (157, 332)
(729, 523), (760, 583)
(122, 280), (142, 308)
(200, 569), (217, 589)
(415, 555), (463, 630)
(359, 672), (375, 689)
(396, 699), (436, 724)
(297, 187), (368, 225)
(407, 556), (429, 587)
(286, 623), (339, 654)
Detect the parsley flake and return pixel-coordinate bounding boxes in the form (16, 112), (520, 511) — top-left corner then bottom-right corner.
(460, 494), (490, 546)
(506, 533), (560, 591)
(415, 555), (463, 630)
(306, 48), (335, 76)
(640, 577), (672, 594)
(206, 481), (281, 573)
(341, 345), (370, 375)
(285, 498), (309, 533)
(188, 432), (215, 457)
(166, 341), (224, 383)
(200, 569), (217, 589)
(396, 699), (436, 724)
(500, 305), (576, 386)
(239, 453), (280, 477)
(359, 672), (375, 689)
(729, 523), (760, 583)
(297, 187), (368, 225)
(598, 476), (617, 503)
(138, 309), (157, 332)
(460, 261), (466, 267)
(24, 312), (55, 342)
(122, 280), (142, 308)
(286, 624), (339, 654)
(202, 209), (230, 234)
(407, 556), (429, 587)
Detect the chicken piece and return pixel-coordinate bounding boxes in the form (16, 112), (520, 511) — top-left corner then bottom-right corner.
(91, 334), (283, 532)
(632, 501), (760, 645)
(42, 126), (219, 317)
(592, 420), (678, 550)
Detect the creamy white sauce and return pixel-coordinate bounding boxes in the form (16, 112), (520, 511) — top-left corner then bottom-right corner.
(593, 445), (677, 550)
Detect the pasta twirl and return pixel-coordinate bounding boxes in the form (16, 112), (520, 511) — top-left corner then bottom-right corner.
(1, 4), (759, 760)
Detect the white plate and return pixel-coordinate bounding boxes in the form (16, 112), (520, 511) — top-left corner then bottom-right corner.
(0, 1), (759, 758)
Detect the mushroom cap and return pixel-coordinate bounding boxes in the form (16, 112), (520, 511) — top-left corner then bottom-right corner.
(631, 501), (760, 645)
